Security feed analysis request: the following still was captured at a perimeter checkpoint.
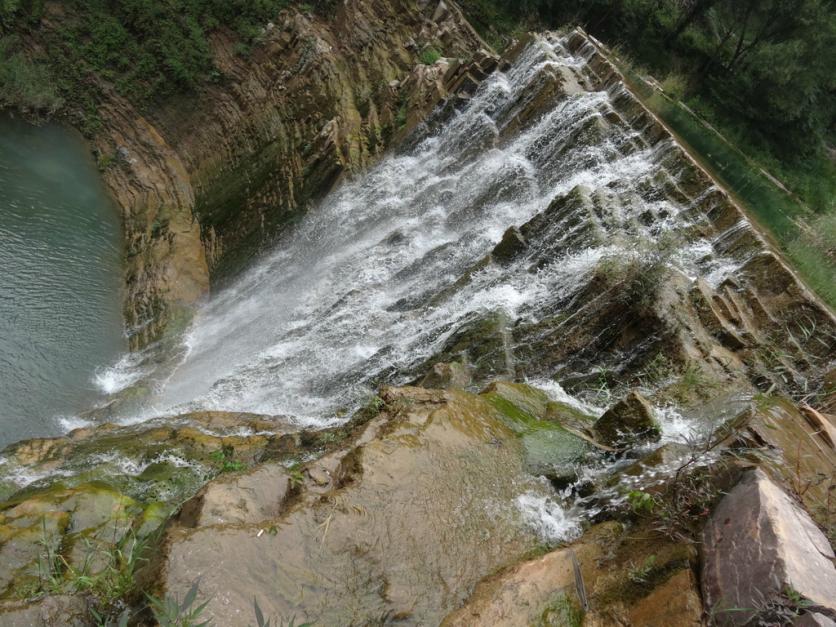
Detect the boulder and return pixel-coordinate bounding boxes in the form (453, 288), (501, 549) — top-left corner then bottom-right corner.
(701, 469), (836, 625)
(593, 392), (661, 448)
(731, 397), (836, 529)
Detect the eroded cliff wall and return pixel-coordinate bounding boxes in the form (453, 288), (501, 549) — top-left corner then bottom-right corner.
(33, 0), (493, 348)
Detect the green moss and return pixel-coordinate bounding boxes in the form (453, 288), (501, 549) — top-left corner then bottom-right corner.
(137, 501), (171, 537)
(482, 384), (591, 476)
(545, 401), (595, 425)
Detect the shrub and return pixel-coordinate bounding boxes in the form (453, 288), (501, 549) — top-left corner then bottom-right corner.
(0, 37), (63, 114)
(419, 47), (442, 65)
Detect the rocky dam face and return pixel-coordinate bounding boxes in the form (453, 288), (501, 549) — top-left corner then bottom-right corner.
(0, 5), (834, 626)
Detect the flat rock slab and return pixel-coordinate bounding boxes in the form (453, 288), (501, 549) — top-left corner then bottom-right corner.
(627, 568), (702, 627)
(176, 463), (291, 527)
(442, 523), (615, 626)
(702, 468), (836, 624)
(160, 388), (561, 625)
(0, 595), (89, 626)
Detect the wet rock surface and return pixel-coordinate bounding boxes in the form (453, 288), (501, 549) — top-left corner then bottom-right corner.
(175, 463), (292, 528)
(0, 595), (89, 626)
(594, 391), (661, 449)
(159, 386), (566, 625)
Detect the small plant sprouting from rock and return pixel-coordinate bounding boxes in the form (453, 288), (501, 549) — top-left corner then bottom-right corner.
(419, 47), (442, 65)
(65, 532), (149, 611)
(626, 555), (657, 587)
(286, 462), (305, 490)
(357, 393), (386, 420)
(713, 585), (816, 625)
(626, 490), (655, 515)
(252, 598), (313, 627)
(33, 516), (63, 594)
(209, 445), (246, 474)
(148, 580), (211, 627)
(29, 512), (151, 620)
(90, 608), (130, 627)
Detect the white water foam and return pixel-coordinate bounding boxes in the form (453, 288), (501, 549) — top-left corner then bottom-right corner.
(654, 404), (702, 444)
(55, 414), (94, 432)
(87, 34), (744, 432)
(94, 352), (147, 394)
(528, 378), (606, 417)
(516, 492), (582, 543)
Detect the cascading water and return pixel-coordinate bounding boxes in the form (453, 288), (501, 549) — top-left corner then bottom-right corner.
(95, 34), (735, 437)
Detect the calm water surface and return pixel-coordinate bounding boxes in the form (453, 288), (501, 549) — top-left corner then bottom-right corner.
(0, 115), (124, 447)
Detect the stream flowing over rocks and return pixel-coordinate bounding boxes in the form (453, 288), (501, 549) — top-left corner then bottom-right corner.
(1, 14), (835, 627)
(95, 29), (831, 426)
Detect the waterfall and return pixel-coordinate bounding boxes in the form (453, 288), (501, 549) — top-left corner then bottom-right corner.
(96, 34), (738, 428)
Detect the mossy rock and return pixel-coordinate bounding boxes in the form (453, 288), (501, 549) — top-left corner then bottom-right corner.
(481, 381), (551, 426)
(593, 392), (661, 449)
(419, 311), (513, 382)
(545, 400), (597, 429)
(481, 382), (592, 485)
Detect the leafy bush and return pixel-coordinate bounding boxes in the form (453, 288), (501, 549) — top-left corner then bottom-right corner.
(0, 36), (63, 114)
(419, 47), (442, 65)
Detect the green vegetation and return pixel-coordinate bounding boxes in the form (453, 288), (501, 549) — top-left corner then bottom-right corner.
(209, 446), (247, 474)
(26, 515), (151, 622)
(0, 0), (335, 128)
(148, 580), (211, 627)
(538, 592), (584, 627)
(626, 554), (658, 586)
(419, 46), (442, 65)
(0, 35), (63, 114)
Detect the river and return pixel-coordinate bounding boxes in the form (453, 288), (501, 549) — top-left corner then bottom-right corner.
(0, 115), (124, 447)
